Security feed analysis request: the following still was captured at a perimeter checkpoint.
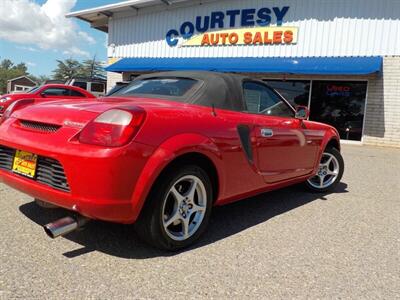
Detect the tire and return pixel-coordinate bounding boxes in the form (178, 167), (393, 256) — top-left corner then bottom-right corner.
(305, 147), (344, 193)
(134, 165), (213, 251)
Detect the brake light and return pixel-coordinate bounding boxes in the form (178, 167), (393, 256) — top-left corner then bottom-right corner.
(79, 108), (146, 147)
(0, 99), (34, 125)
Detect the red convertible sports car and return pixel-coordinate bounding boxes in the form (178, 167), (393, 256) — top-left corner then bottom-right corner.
(0, 72), (344, 250)
(0, 84), (96, 116)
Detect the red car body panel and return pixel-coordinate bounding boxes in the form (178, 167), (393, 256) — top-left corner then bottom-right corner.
(0, 93), (340, 224)
(0, 84), (96, 114)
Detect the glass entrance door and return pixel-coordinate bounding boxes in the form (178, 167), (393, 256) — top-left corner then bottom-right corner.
(310, 81), (368, 141)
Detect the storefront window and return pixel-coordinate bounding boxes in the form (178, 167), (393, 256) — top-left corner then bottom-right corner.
(310, 81), (367, 141)
(263, 80), (310, 107)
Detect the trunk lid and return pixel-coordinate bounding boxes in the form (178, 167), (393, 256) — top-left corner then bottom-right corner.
(11, 97), (185, 128)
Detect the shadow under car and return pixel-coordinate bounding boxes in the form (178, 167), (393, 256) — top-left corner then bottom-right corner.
(19, 182), (348, 259)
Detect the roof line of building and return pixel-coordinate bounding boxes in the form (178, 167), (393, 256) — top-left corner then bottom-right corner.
(7, 75), (37, 84)
(66, 0), (175, 18)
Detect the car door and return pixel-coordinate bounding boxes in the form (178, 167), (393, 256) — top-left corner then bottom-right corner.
(242, 81), (318, 184)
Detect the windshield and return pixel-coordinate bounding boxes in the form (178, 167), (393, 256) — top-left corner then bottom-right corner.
(113, 78), (198, 99)
(27, 86), (40, 94)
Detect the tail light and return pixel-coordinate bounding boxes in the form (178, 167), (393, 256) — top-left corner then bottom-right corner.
(79, 108), (146, 147)
(0, 99), (34, 125)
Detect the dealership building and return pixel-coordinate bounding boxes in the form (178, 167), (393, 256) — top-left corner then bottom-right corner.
(68, 0), (400, 147)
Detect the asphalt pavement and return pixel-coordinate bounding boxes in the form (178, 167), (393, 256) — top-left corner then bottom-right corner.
(0, 144), (399, 299)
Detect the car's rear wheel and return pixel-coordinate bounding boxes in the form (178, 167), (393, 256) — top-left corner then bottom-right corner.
(306, 147), (344, 192)
(134, 165), (213, 251)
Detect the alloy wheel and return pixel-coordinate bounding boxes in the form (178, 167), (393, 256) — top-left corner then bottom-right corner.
(162, 175), (207, 241)
(307, 152), (340, 189)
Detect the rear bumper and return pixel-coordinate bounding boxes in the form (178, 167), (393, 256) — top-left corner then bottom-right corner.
(0, 120), (155, 224)
(0, 169), (135, 223)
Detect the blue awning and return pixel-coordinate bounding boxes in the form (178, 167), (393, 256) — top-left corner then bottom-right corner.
(105, 57), (382, 75)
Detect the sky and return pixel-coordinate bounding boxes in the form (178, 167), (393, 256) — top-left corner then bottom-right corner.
(0, 0), (122, 77)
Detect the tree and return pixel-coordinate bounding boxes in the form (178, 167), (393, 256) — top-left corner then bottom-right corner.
(52, 58), (106, 81)
(52, 59), (84, 81)
(0, 59), (29, 94)
(15, 63), (28, 74)
(1, 59), (13, 70)
(81, 56), (106, 79)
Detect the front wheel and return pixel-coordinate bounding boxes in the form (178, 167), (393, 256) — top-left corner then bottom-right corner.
(134, 165), (213, 251)
(306, 147), (344, 193)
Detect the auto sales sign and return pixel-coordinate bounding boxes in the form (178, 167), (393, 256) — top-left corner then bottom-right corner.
(166, 6), (298, 47)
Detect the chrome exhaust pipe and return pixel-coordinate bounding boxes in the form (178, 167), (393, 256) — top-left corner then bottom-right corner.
(44, 216), (89, 239)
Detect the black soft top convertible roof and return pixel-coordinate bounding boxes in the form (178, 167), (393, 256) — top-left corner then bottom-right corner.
(134, 71), (252, 111)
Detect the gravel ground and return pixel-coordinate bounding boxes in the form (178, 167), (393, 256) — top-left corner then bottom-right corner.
(0, 144), (399, 299)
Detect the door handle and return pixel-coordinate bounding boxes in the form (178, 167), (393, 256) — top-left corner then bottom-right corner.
(260, 128), (273, 137)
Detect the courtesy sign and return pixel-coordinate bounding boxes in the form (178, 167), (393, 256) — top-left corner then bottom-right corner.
(182, 27), (298, 47)
(166, 6), (293, 47)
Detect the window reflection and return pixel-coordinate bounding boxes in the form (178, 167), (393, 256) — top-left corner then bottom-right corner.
(310, 81), (367, 141)
(261, 79), (367, 141)
(263, 80), (310, 107)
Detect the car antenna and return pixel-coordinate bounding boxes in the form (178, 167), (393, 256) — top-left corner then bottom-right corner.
(211, 104), (217, 117)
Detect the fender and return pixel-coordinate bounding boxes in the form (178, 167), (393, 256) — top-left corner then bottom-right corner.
(321, 127), (341, 153)
(312, 127), (341, 173)
(128, 133), (224, 223)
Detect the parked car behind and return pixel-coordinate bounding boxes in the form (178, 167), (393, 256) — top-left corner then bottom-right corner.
(0, 84), (96, 116)
(0, 71), (344, 251)
(106, 81), (130, 96)
(66, 78), (107, 97)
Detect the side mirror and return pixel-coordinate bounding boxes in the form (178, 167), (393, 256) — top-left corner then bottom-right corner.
(40, 92), (47, 98)
(295, 106), (309, 120)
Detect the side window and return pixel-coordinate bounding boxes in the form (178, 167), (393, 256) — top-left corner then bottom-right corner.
(42, 88), (70, 96)
(91, 83), (104, 93)
(69, 89), (85, 97)
(243, 82), (294, 118)
(73, 81), (87, 90)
